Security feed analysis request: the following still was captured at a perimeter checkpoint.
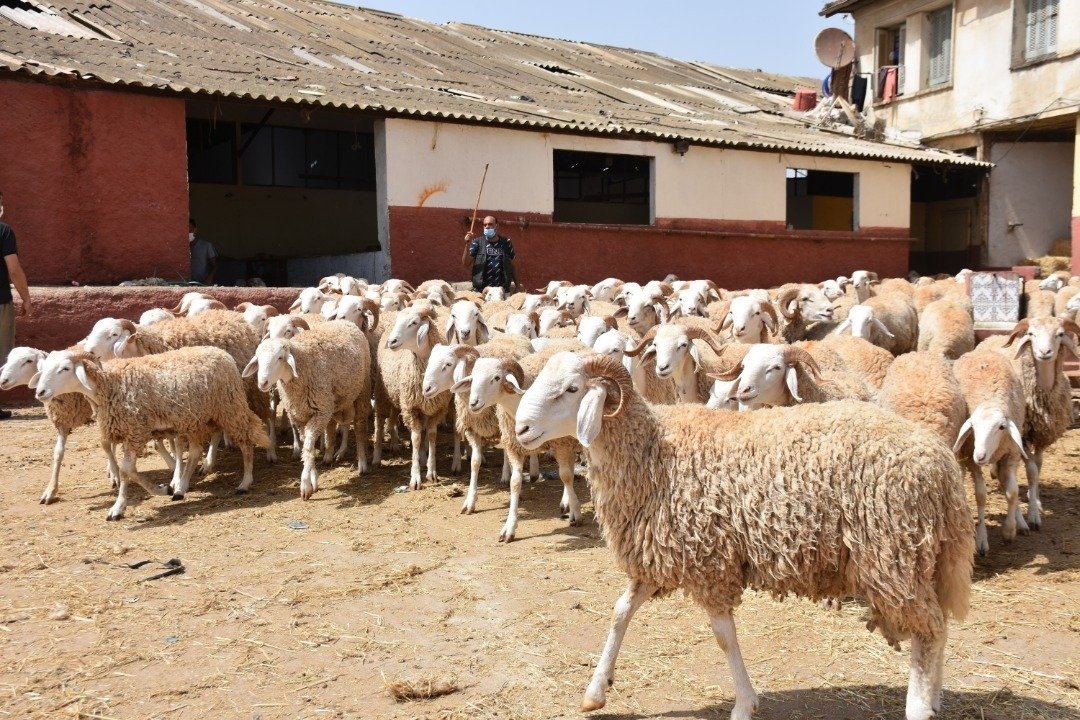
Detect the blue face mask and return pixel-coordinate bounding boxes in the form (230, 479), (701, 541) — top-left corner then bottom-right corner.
(483, 227), (496, 239)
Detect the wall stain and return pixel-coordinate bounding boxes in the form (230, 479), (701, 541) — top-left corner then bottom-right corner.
(416, 181), (448, 207)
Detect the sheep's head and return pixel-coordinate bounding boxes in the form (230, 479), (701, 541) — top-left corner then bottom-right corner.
(445, 299), (489, 345)
(333, 296), (379, 333)
(243, 338), (298, 393)
(290, 287), (332, 315)
(835, 304), (892, 344)
(720, 296), (778, 343)
(455, 357), (525, 413)
(590, 278), (623, 302)
(953, 403), (1027, 465)
(265, 315), (309, 340)
(708, 344), (821, 410)
(386, 306), (438, 354)
(423, 344), (479, 398)
(515, 352), (631, 449)
(138, 308), (174, 327)
(0, 347), (46, 390)
(577, 315), (618, 347)
(776, 284), (834, 324)
(82, 318), (139, 360)
(1004, 317), (1080, 374)
(31, 349), (99, 403)
(504, 312), (540, 340)
(555, 285), (592, 317)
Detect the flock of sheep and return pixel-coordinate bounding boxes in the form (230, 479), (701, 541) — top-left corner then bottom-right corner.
(3, 267), (1078, 720)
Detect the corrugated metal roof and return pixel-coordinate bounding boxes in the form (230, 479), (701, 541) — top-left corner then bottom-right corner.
(0, 0), (984, 166)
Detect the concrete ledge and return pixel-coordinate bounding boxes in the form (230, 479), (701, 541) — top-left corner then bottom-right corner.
(3, 285), (300, 404)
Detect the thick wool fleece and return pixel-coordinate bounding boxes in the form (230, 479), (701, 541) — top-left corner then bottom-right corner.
(586, 384), (973, 645)
(81, 347), (268, 451)
(877, 352), (967, 446)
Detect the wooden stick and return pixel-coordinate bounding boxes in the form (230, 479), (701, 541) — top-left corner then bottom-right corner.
(468, 163), (490, 239)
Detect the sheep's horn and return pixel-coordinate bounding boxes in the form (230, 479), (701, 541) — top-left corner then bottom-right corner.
(625, 325), (659, 356)
(683, 326), (726, 356)
(581, 354), (633, 418)
(1003, 319), (1030, 347)
(776, 287), (799, 319)
(782, 346), (822, 380)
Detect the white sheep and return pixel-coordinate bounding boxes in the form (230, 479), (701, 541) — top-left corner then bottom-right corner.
(513, 352), (973, 720)
(952, 349), (1029, 555)
(377, 304), (452, 488)
(33, 347), (268, 520)
(245, 321), (372, 500)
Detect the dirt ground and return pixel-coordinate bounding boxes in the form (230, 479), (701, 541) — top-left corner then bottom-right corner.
(0, 406), (1077, 720)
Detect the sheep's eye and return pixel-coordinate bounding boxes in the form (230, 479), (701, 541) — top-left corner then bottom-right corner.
(567, 386), (579, 394)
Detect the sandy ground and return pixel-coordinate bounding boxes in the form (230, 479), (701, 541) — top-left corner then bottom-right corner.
(0, 406), (1077, 720)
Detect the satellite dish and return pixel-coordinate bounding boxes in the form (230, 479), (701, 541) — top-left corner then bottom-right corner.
(815, 28), (856, 69)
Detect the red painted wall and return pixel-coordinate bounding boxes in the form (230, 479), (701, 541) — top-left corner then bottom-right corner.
(0, 79), (189, 285)
(388, 206), (911, 289)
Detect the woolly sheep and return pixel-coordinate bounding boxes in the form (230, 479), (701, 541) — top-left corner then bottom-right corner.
(952, 350), (1029, 554)
(836, 292), (918, 355)
(34, 347), (268, 520)
(377, 304), (452, 488)
(917, 297), (975, 359)
(245, 321), (372, 500)
(982, 317), (1078, 530)
(513, 353), (973, 719)
(877, 352), (967, 447)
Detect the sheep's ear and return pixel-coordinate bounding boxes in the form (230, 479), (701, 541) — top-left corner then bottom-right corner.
(417, 320), (431, 347)
(27, 371), (41, 390)
(242, 356), (259, 378)
(952, 418), (972, 454)
(1013, 335), (1032, 359)
(504, 373), (524, 395)
(284, 350), (299, 379)
(785, 366), (803, 402)
(689, 343), (701, 370)
(872, 319), (895, 338)
(74, 363), (95, 394)
(576, 382), (609, 448)
(1007, 420), (1028, 460)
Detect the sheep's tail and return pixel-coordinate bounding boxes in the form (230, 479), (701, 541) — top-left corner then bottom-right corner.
(934, 479), (974, 622)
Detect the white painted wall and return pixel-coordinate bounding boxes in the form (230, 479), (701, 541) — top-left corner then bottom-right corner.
(988, 142), (1074, 265)
(382, 118), (911, 228)
(845, 0), (1080, 141)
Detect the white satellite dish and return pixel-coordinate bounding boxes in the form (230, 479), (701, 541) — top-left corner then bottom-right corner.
(815, 28), (856, 69)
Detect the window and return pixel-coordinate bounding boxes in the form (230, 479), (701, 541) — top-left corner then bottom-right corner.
(1022, 0), (1058, 60)
(187, 119), (237, 184)
(926, 6), (953, 86)
(786, 169), (858, 231)
(875, 23), (905, 100)
(553, 150), (651, 225)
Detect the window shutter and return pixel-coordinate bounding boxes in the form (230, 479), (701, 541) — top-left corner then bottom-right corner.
(928, 6), (952, 86)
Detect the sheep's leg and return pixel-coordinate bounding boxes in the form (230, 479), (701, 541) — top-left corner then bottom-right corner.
(154, 438), (176, 471)
(202, 432), (222, 474)
(462, 432), (483, 514)
(971, 465), (989, 556)
(581, 579), (657, 712)
(40, 429), (69, 505)
(528, 453), (540, 482)
(300, 420), (324, 500)
(709, 613), (759, 720)
(450, 432), (462, 474)
(1002, 461), (1023, 541)
(1024, 450), (1043, 530)
(557, 449), (581, 526)
(172, 438), (203, 500)
(408, 416), (424, 490)
(498, 452), (526, 542)
(424, 418), (438, 483)
(236, 440), (256, 494)
(906, 631), (944, 720)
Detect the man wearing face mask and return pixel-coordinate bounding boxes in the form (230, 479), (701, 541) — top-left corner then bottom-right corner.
(460, 215), (519, 293)
(0, 192), (32, 420)
(188, 217), (217, 285)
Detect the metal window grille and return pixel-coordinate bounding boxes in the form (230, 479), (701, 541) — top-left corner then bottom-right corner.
(927, 6), (952, 86)
(1025, 0), (1058, 59)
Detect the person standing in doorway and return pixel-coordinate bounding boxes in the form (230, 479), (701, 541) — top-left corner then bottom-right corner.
(461, 215), (519, 293)
(188, 217), (217, 285)
(0, 192), (32, 420)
